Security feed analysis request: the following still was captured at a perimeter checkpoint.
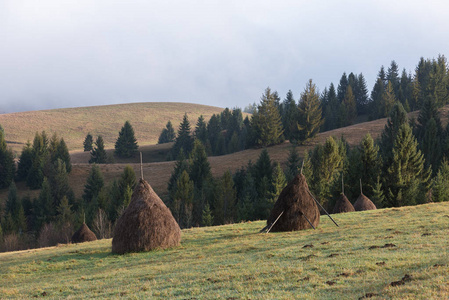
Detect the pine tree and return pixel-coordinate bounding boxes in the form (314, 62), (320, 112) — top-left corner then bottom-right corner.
(337, 73), (349, 103)
(432, 159), (449, 202)
(358, 133), (381, 197)
(158, 121), (176, 144)
(385, 123), (430, 207)
(353, 73), (369, 115)
(380, 81), (396, 117)
(251, 87), (284, 146)
(0, 129), (15, 188)
(387, 60), (400, 97)
(34, 177), (53, 230)
(281, 90), (298, 140)
(83, 164), (105, 204)
(188, 140), (211, 190)
(174, 170), (194, 228)
(16, 142), (33, 181)
(171, 113), (193, 159)
(286, 146), (300, 181)
(194, 115), (208, 144)
(296, 79), (323, 142)
(114, 121), (139, 158)
(56, 138), (71, 173)
(371, 176), (385, 208)
(201, 201), (214, 226)
(89, 136), (107, 164)
(270, 162), (287, 206)
(167, 149), (189, 198)
(341, 85), (357, 126)
(322, 83), (339, 131)
(217, 170), (237, 224)
(48, 159), (73, 209)
(83, 133), (94, 151)
(207, 114), (221, 154)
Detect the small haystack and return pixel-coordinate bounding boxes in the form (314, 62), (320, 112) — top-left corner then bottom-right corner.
(354, 194), (377, 211)
(332, 194), (355, 214)
(112, 178), (181, 254)
(71, 223), (97, 243)
(266, 174), (320, 232)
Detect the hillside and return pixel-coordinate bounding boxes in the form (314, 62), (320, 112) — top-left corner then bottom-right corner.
(1, 202), (448, 299)
(0, 102), (226, 153)
(3, 104), (449, 201)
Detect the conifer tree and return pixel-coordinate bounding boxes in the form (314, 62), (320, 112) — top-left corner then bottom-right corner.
(296, 79), (323, 142)
(337, 73), (349, 103)
(189, 139), (211, 190)
(194, 115), (208, 144)
(281, 90), (298, 140)
(385, 123), (430, 207)
(89, 136), (107, 164)
(167, 149), (189, 198)
(174, 170), (194, 228)
(0, 128), (15, 189)
(218, 170), (237, 224)
(83, 133), (94, 151)
(322, 83), (339, 131)
(341, 85), (357, 126)
(251, 87), (284, 146)
(206, 114), (221, 154)
(34, 177), (53, 230)
(171, 113), (193, 159)
(158, 120), (176, 144)
(431, 159), (449, 202)
(286, 146), (300, 181)
(115, 121), (139, 158)
(270, 162), (287, 206)
(358, 133), (381, 196)
(353, 73), (369, 114)
(379, 81), (397, 117)
(201, 201), (214, 226)
(56, 138), (71, 173)
(48, 159), (73, 209)
(17, 142), (33, 181)
(371, 176), (385, 208)
(83, 164), (105, 204)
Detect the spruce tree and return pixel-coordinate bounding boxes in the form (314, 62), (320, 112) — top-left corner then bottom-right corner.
(189, 139), (211, 190)
(194, 115), (208, 144)
(83, 133), (93, 151)
(385, 123), (430, 207)
(379, 81), (397, 117)
(251, 87), (284, 146)
(337, 73), (349, 103)
(89, 136), (107, 164)
(158, 120), (176, 144)
(0, 129), (15, 188)
(174, 170), (194, 228)
(115, 121), (139, 158)
(206, 114), (221, 154)
(16, 142), (33, 181)
(219, 170), (237, 224)
(167, 149), (189, 198)
(171, 113), (193, 159)
(281, 90), (298, 140)
(56, 138), (72, 173)
(322, 83), (339, 131)
(83, 164), (105, 204)
(353, 73), (369, 115)
(286, 146), (300, 181)
(201, 201), (214, 226)
(270, 162), (287, 205)
(431, 159), (449, 202)
(341, 85), (357, 126)
(48, 159), (73, 209)
(296, 79), (323, 142)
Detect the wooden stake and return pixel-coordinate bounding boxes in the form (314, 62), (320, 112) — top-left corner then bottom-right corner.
(342, 175), (344, 195)
(307, 190), (339, 227)
(302, 213), (315, 229)
(360, 178), (363, 195)
(266, 211), (284, 233)
(140, 152), (144, 180)
(300, 160), (304, 175)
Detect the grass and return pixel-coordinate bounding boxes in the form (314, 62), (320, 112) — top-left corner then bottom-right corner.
(0, 102), (226, 153)
(1, 202), (448, 299)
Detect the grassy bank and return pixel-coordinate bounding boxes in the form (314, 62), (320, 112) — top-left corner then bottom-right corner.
(1, 202), (448, 299)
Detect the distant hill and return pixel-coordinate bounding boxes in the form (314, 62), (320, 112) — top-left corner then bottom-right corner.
(0, 102), (226, 153)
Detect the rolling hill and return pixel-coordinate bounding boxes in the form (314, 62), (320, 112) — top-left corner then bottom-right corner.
(0, 102), (227, 153)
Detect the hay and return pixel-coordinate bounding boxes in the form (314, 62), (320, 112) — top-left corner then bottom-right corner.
(71, 223), (97, 243)
(332, 194), (355, 214)
(266, 174), (320, 232)
(112, 179), (181, 254)
(353, 194), (377, 211)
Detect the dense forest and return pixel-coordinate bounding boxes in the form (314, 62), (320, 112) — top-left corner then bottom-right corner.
(1, 55), (449, 251)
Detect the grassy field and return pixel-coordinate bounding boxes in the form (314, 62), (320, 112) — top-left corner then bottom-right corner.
(1, 202), (448, 299)
(0, 102), (226, 153)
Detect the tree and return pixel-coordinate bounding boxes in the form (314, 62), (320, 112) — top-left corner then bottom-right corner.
(286, 146), (300, 181)
(158, 121), (176, 144)
(174, 170), (194, 228)
(270, 162), (287, 206)
(219, 170), (237, 224)
(115, 121), (139, 158)
(296, 80), (323, 142)
(83, 164), (105, 204)
(171, 113), (193, 159)
(56, 138), (72, 173)
(432, 159), (449, 202)
(379, 81), (397, 118)
(194, 115), (208, 144)
(357, 133), (381, 197)
(385, 123), (430, 207)
(16, 142), (33, 181)
(27, 132), (46, 189)
(201, 201), (214, 226)
(340, 85), (357, 126)
(281, 90), (298, 140)
(251, 87), (284, 146)
(48, 159), (74, 210)
(0, 128), (15, 189)
(89, 136), (107, 164)
(83, 133), (94, 151)
(353, 73), (369, 115)
(322, 83), (339, 131)
(189, 140), (211, 190)
(337, 73), (349, 103)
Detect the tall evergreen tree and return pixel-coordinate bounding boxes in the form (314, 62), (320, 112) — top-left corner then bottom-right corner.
(286, 146), (300, 181)
(194, 115), (208, 144)
(115, 121), (139, 158)
(48, 159), (74, 210)
(341, 85), (357, 126)
(296, 79), (323, 142)
(27, 132), (47, 189)
(337, 73), (349, 103)
(251, 87), (284, 146)
(83, 133), (94, 152)
(189, 139), (211, 190)
(270, 162), (287, 205)
(281, 90), (298, 140)
(0, 128), (15, 189)
(431, 159), (449, 202)
(171, 113), (193, 159)
(174, 170), (194, 228)
(158, 121), (176, 144)
(322, 83), (339, 131)
(201, 201), (214, 226)
(89, 136), (107, 164)
(16, 142), (33, 181)
(353, 73), (369, 114)
(83, 164), (105, 204)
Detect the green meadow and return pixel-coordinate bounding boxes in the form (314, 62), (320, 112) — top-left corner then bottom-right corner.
(1, 202), (448, 299)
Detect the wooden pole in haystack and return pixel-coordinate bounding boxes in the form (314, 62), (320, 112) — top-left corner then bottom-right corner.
(302, 213), (316, 229)
(360, 178), (363, 194)
(140, 152), (144, 180)
(266, 211), (284, 233)
(307, 190), (339, 227)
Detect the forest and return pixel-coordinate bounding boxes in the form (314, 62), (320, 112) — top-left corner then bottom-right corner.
(0, 55), (448, 251)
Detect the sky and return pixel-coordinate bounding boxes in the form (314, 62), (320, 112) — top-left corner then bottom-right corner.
(1, 0), (449, 113)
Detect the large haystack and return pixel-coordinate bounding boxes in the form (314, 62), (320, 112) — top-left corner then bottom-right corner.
(266, 174), (320, 232)
(71, 223), (97, 243)
(332, 194), (355, 214)
(112, 179), (181, 254)
(353, 193), (377, 211)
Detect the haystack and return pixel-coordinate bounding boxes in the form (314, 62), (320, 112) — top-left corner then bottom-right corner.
(112, 178), (181, 254)
(332, 193), (355, 214)
(353, 193), (377, 211)
(266, 174), (320, 232)
(71, 223), (97, 243)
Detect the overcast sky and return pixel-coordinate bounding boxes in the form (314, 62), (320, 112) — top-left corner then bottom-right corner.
(1, 0), (448, 113)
